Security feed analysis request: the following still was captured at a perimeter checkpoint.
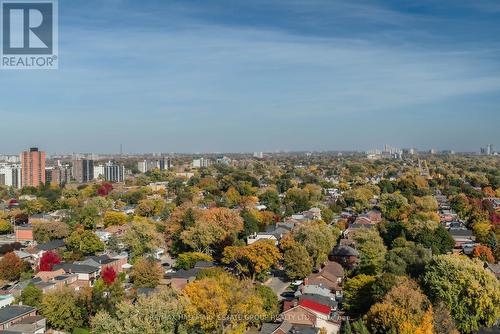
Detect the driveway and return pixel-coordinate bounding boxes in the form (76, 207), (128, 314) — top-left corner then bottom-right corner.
(264, 269), (290, 300)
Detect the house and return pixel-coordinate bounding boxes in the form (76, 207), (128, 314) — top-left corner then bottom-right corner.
(14, 225), (34, 243)
(485, 263), (500, 279)
(330, 245), (359, 269)
(75, 254), (128, 274)
(279, 303), (340, 334)
(28, 214), (53, 225)
(13, 250), (35, 265)
(165, 268), (200, 290)
(22, 239), (66, 264)
(448, 228), (475, 248)
(1, 315), (46, 334)
(247, 222), (293, 245)
(52, 263), (99, 287)
(295, 284), (335, 300)
(260, 321), (320, 334)
(304, 261), (344, 299)
(0, 305), (43, 332)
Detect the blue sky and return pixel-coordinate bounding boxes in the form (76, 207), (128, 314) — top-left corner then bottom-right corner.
(1, 0), (499, 154)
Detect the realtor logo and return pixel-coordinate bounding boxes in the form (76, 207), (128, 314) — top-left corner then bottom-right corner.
(1, 0), (58, 69)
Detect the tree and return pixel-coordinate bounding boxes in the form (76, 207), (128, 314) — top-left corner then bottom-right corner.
(39, 250), (61, 271)
(433, 301), (459, 334)
(343, 274), (376, 315)
(135, 199), (165, 217)
(129, 257), (162, 288)
(352, 228), (387, 275)
(122, 218), (162, 260)
(101, 266), (117, 286)
(258, 189), (281, 214)
(472, 245), (495, 263)
(293, 221), (340, 268)
(422, 255), (500, 333)
(0, 219), (13, 234)
(254, 284), (279, 321)
(41, 287), (85, 332)
(180, 207), (243, 254)
(414, 225), (454, 255)
(19, 284), (43, 308)
(91, 288), (186, 334)
(33, 220), (69, 243)
(103, 211), (128, 227)
(65, 228), (105, 255)
(174, 252), (213, 270)
(88, 278), (125, 317)
(222, 239), (281, 280)
(183, 271), (265, 333)
(366, 277), (433, 334)
(379, 192), (410, 221)
(383, 241), (431, 278)
(240, 208), (260, 237)
(283, 241), (313, 280)
(0, 252), (27, 281)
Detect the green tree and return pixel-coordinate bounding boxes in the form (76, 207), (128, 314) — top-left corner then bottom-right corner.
(33, 220), (69, 243)
(0, 219), (13, 234)
(175, 252), (213, 270)
(123, 218), (162, 260)
(422, 255), (500, 333)
(352, 228), (387, 275)
(65, 228), (105, 256)
(293, 221), (340, 268)
(254, 284), (279, 321)
(91, 288), (187, 334)
(19, 284), (43, 308)
(41, 287), (85, 332)
(379, 192), (410, 221)
(258, 189), (281, 214)
(129, 257), (162, 288)
(283, 241), (313, 280)
(343, 274), (376, 315)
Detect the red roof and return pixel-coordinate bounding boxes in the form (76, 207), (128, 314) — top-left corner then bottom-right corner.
(299, 299), (330, 315)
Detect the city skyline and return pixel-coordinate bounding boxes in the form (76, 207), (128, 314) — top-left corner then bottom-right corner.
(1, 0), (500, 152)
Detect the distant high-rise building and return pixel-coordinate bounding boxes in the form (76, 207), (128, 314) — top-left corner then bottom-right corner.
(253, 152), (264, 159)
(104, 162), (125, 183)
(0, 163), (21, 188)
(72, 159), (94, 183)
(138, 157), (173, 173)
(46, 166), (71, 186)
(93, 165), (105, 180)
(20, 147), (46, 187)
(192, 158), (211, 168)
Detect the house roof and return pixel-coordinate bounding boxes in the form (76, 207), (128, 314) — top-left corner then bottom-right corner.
(321, 261), (344, 277)
(0, 305), (36, 324)
(166, 268), (200, 279)
(260, 321), (294, 334)
(36, 239), (65, 251)
(298, 299), (330, 315)
(53, 263), (99, 274)
(332, 245), (359, 257)
(193, 261), (214, 269)
(299, 294), (337, 309)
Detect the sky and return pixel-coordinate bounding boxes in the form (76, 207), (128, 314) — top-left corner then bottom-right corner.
(0, 0), (499, 154)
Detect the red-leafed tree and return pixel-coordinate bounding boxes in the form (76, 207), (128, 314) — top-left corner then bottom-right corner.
(97, 182), (113, 196)
(101, 266), (117, 285)
(39, 251), (61, 271)
(472, 245), (495, 263)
